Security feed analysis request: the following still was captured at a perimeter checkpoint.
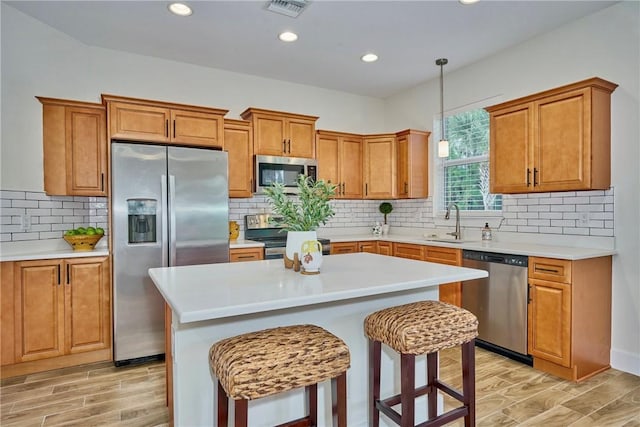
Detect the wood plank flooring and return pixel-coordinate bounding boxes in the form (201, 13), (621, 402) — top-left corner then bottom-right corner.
(1, 347), (638, 426)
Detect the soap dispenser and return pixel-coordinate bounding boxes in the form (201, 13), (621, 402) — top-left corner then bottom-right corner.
(482, 222), (492, 241)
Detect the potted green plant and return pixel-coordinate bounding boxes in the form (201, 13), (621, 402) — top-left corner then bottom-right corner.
(379, 202), (393, 235)
(264, 175), (336, 268)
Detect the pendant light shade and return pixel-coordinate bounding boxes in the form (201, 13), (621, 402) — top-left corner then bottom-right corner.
(436, 58), (449, 158)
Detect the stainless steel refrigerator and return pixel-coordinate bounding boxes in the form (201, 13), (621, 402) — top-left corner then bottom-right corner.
(111, 142), (229, 365)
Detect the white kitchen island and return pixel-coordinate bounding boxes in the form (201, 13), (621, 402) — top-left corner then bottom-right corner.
(149, 252), (488, 427)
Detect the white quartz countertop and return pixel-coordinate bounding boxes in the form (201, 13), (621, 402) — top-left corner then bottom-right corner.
(327, 234), (615, 260)
(149, 252), (488, 324)
(0, 244), (109, 262)
(229, 239), (264, 249)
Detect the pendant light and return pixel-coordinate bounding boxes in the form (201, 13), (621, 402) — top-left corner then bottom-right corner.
(436, 58), (449, 158)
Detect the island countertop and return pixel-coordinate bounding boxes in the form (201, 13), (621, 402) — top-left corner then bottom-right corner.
(149, 252), (488, 324)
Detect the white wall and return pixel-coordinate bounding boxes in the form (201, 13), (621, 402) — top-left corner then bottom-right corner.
(1, 2), (638, 375)
(386, 2), (640, 375)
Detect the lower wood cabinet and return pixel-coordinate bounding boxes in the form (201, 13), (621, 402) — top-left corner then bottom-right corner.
(229, 247), (264, 262)
(330, 242), (359, 255)
(392, 242), (424, 260)
(424, 246), (462, 307)
(358, 241), (378, 253)
(528, 256), (612, 381)
(1, 257), (111, 378)
(377, 241), (393, 256)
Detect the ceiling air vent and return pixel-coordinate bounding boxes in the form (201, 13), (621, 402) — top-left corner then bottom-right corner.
(266, 0), (309, 18)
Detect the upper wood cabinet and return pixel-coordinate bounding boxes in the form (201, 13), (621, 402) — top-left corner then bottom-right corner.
(363, 134), (396, 199)
(38, 97), (107, 196)
(241, 108), (318, 158)
(316, 130), (363, 198)
(102, 94), (228, 148)
(396, 129), (430, 199)
(486, 78), (617, 194)
(224, 119), (253, 198)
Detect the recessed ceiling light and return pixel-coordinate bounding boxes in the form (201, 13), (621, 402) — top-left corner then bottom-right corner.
(278, 31), (298, 42)
(459, 0), (479, 4)
(168, 2), (193, 16)
(361, 53), (379, 63)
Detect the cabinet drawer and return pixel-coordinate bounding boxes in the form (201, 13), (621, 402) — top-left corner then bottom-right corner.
(424, 246), (461, 266)
(393, 243), (424, 260)
(330, 242), (358, 255)
(229, 248), (264, 262)
(529, 257), (571, 283)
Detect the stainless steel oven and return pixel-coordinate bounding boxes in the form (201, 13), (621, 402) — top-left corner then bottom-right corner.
(244, 214), (330, 259)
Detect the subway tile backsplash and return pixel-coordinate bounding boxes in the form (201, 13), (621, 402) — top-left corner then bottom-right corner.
(1, 188), (614, 242)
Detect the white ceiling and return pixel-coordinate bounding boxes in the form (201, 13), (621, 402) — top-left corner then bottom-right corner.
(7, 0), (618, 98)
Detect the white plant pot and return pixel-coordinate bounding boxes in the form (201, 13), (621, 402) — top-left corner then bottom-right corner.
(285, 230), (317, 266)
(382, 224), (390, 235)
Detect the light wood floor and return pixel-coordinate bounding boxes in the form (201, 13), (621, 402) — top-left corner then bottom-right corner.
(1, 347), (638, 426)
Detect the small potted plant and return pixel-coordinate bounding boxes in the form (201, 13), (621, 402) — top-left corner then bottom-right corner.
(264, 175), (336, 268)
(379, 202), (393, 235)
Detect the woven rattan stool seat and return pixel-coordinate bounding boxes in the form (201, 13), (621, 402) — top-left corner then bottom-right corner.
(210, 324), (350, 401)
(364, 300), (478, 355)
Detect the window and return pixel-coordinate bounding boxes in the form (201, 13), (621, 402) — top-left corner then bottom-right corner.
(440, 108), (502, 211)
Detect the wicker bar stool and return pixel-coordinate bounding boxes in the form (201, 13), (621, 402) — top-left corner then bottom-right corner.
(364, 300), (478, 427)
(209, 324), (350, 427)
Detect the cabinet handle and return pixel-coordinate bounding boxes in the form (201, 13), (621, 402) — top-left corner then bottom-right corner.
(526, 168), (531, 186)
(173, 120), (176, 138)
(101, 173), (105, 191)
(404, 182), (408, 194)
(283, 139), (287, 153)
(66, 264), (70, 285)
(365, 183), (368, 196)
(533, 168), (539, 186)
(57, 265), (61, 285)
(165, 120), (169, 138)
(287, 139), (291, 153)
(237, 255), (255, 259)
(342, 182), (345, 195)
(535, 266), (559, 274)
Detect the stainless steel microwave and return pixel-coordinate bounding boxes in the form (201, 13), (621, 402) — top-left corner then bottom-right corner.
(254, 155), (317, 194)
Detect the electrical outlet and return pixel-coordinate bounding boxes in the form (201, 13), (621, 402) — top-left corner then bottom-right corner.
(20, 214), (31, 231)
(578, 212), (590, 227)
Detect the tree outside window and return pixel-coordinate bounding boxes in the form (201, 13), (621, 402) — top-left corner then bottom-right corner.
(442, 108), (502, 211)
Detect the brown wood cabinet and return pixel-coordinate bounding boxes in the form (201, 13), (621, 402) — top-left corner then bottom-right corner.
(38, 97), (107, 196)
(396, 130), (430, 199)
(102, 94), (228, 148)
(528, 256), (612, 381)
(224, 119), (253, 198)
(358, 241), (378, 253)
(229, 247), (264, 262)
(1, 257), (111, 378)
(377, 241), (393, 256)
(241, 108), (318, 158)
(424, 246), (463, 307)
(363, 134), (396, 199)
(392, 242), (424, 260)
(316, 130), (363, 198)
(486, 78), (617, 194)
(330, 242), (359, 255)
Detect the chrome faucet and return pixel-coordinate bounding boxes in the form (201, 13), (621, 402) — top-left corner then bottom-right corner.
(445, 202), (461, 240)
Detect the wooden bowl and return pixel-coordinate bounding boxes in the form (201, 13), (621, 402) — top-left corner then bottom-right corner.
(63, 234), (103, 251)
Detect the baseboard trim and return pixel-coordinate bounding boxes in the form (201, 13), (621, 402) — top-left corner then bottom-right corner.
(611, 348), (640, 376)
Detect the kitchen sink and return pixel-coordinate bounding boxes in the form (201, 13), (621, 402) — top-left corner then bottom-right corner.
(424, 237), (468, 244)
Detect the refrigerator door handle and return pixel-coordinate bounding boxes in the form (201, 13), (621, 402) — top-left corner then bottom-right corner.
(169, 174), (177, 266)
(161, 175), (169, 268)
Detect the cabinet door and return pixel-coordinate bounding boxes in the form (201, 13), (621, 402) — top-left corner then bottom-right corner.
(330, 242), (358, 254)
(535, 88), (591, 192)
(358, 241), (378, 253)
(254, 114), (286, 156)
(341, 136), (363, 199)
(377, 241), (393, 256)
(396, 135), (409, 198)
(528, 278), (571, 367)
(65, 106), (107, 196)
(171, 109), (223, 147)
(316, 133), (341, 194)
(364, 135), (396, 199)
(14, 260), (65, 362)
(393, 243), (424, 260)
(287, 118), (315, 158)
(224, 120), (253, 198)
(425, 246), (462, 307)
(65, 258), (111, 354)
(489, 104), (533, 194)
(109, 102), (171, 142)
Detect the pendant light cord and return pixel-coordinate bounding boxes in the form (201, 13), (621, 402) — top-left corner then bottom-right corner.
(436, 58), (448, 141)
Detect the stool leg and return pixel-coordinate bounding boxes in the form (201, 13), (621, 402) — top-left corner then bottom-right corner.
(332, 371), (347, 427)
(369, 339), (381, 427)
(400, 353), (415, 427)
(426, 352), (438, 420)
(233, 399), (248, 427)
(462, 339), (476, 427)
(306, 383), (318, 425)
(217, 381), (228, 427)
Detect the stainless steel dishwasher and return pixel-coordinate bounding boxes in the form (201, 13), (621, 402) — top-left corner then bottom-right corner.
(462, 250), (533, 365)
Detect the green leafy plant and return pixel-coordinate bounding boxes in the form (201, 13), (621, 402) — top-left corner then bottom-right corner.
(264, 175), (336, 231)
(379, 202), (393, 224)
